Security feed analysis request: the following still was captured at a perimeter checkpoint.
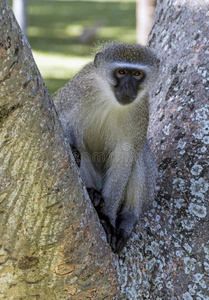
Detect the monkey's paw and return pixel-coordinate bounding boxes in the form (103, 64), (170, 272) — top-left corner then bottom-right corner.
(111, 211), (137, 254)
(111, 229), (131, 254)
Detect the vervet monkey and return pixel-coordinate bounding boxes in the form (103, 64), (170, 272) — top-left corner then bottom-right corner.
(55, 43), (159, 253)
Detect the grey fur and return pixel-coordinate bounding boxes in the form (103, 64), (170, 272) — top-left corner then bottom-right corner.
(55, 43), (159, 253)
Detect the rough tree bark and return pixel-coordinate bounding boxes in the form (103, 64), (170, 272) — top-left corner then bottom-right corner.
(117, 0), (209, 299)
(0, 1), (118, 299)
(1, 0), (209, 299)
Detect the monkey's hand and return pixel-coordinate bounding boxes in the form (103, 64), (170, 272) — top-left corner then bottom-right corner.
(96, 208), (132, 254)
(87, 188), (135, 253)
(111, 211), (137, 254)
(111, 228), (131, 254)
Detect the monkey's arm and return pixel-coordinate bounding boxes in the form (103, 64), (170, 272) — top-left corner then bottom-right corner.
(101, 144), (134, 222)
(111, 157), (146, 253)
(80, 151), (103, 191)
(103, 141), (156, 253)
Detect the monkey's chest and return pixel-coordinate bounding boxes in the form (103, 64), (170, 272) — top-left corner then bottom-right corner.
(83, 119), (118, 167)
(82, 105), (131, 163)
(84, 130), (110, 159)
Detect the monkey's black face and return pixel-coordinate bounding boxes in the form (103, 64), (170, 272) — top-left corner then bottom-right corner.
(113, 68), (145, 105)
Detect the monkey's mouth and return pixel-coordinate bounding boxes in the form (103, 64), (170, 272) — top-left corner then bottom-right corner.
(115, 92), (136, 105)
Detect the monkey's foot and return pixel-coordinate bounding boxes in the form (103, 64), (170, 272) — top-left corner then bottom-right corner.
(87, 188), (133, 253)
(111, 229), (131, 254)
(111, 211), (137, 254)
(96, 209), (131, 254)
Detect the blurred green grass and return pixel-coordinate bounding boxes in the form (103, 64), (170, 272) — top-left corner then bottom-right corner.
(10, 0), (136, 95)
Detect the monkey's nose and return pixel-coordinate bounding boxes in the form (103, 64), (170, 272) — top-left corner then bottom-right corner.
(123, 83), (136, 98)
(124, 82), (130, 91)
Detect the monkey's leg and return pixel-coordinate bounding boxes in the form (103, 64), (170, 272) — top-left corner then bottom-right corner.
(79, 153), (103, 191)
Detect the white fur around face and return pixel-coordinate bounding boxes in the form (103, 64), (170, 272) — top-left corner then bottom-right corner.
(109, 61), (157, 87)
(111, 62), (150, 73)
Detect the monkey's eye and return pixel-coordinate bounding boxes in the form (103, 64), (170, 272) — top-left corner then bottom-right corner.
(115, 69), (126, 78)
(132, 70), (144, 80)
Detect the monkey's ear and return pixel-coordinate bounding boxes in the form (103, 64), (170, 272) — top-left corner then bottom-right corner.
(94, 52), (102, 67)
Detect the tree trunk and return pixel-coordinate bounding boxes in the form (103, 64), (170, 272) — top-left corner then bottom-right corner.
(13, 0), (27, 34)
(136, 0), (156, 45)
(1, 0), (209, 299)
(0, 1), (118, 298)
(117, 0), (209, 299)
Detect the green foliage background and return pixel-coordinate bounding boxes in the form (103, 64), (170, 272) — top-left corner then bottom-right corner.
(10, 0), (136, 95)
